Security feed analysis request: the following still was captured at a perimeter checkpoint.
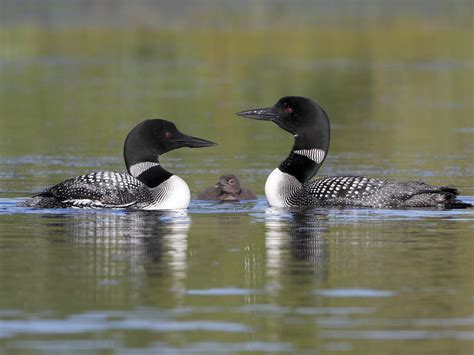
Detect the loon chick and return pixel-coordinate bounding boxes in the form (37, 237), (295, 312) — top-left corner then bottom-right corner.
(23, 119), (216, 210)
(237, 96), (471, 209)
(197, 174), (257, 201)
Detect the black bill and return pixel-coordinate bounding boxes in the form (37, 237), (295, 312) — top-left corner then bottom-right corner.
(179, 134), (217, 148)
(236, 107), (277, 121)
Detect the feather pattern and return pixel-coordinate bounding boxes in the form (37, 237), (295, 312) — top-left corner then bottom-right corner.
(129, 162), (160, 177)
(24, 171), (190, 210)
(293, 148), (326, 163)
(287, 175), (467, 208)
(28, 171), (153, 209)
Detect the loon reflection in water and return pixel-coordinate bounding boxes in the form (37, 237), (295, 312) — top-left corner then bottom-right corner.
(237, 96), (472, 209)
(34, 210), (190, 294)
(22, 119), (216, 210)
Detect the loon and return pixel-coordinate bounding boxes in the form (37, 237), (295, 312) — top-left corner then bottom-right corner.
(23, 119), (216, 210)
(197, 174), (257, 201)
(237, 96), (472, 209)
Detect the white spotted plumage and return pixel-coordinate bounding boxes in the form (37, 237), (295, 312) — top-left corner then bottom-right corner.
(31, 170), (191, 210)
(263, 171), (464, 209)
(275, 175), (459, 208)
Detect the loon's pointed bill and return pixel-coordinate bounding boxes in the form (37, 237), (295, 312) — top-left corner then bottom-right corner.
(177, 134), (217, 148)
(236, 107), (276, 121)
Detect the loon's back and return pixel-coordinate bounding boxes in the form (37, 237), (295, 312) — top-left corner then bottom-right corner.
(23, 171), (153, 209)
(293, 176), (470, 209)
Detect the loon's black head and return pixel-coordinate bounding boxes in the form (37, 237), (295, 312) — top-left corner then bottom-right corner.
(215, 174), (241, 194)
(237, 97), (330, 183)
(236, 96), (329, 137)
(124, 119), (216, 167)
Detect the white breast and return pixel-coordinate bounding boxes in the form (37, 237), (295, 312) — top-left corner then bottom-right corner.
(264, 168), (302, 207)
(144, 175), (191, 210)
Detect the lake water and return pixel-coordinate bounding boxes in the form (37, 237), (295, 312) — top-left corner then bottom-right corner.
(0, 1), (473, 354)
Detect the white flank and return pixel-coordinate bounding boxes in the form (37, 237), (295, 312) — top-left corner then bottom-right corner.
(293, 148), (325, 163)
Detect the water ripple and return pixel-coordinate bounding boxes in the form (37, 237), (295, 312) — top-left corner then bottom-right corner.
(186, 288), (260, 296)
(314, 288), (398, 298)
(321, 330), (474, 340)
(129, 341), (293, 353)
(0, 317), (249, 338)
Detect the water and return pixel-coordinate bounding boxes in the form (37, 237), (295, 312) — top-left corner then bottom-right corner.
(1, 1), (473, 354)
(1, 174), (473, 353)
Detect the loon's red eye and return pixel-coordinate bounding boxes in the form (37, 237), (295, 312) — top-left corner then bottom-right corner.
(284, 103), (293, 114)
(165, 132), (173, 139)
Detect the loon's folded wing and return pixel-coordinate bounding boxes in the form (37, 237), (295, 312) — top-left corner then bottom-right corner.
(35, 171), (151, 209)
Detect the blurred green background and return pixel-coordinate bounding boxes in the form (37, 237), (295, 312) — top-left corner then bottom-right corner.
(0, 0), (472, 194)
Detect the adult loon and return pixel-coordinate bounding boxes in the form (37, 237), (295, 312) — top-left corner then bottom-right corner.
(197, 174), (257, 201)
(23, 119), (216, 210)
(237, 96), (471, 209)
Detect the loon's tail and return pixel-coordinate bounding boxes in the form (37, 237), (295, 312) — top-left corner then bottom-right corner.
(445, 201), (473, 209)
(20, 188), (62, 208)
(405, 186), (472, 209)
(437, 187), (472, 209)
(20, 194), (63, 208)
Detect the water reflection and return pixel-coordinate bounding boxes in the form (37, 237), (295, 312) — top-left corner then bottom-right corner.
(26, 209), (191, 306)
(264, 208), (329, 295)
